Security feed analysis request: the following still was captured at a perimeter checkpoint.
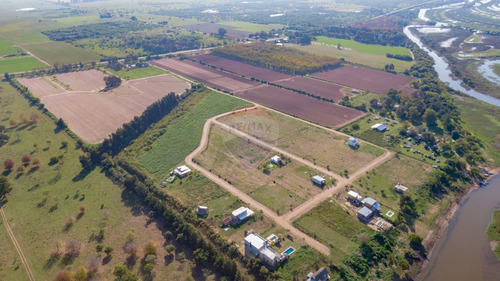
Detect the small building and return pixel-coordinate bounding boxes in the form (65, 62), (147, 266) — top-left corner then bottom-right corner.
(196, 206), (209, 215)
(259, 247), (278, 267)
(244, 233), (268, 257)
(231, 206), (254, 223)
(394, 183), (408, 193)
(175, 165), (191, 178)
(312, 175), (325, 186)
(351, 89), (360, 94)
(357, 206), (374, 222)
(362, 197), (381, 212)
(348, 137), (359, 148)
(306, 267), (330, 281)
(270, 155), (282, 165)
(371, 123), (388, 132)
(347, 190), (363, 203)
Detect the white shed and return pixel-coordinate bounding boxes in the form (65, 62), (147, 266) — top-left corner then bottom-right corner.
(348, 137), (359, 148)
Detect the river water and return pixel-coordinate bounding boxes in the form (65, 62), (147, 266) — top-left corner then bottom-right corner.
(417, 175), (500, 281)
(403, 25), (500, 107)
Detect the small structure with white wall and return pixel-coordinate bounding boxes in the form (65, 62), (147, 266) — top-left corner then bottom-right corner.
(394, 183), (409, 193)
(347, 190), (363, 204)
(371, 123), (388, 132)
(357, 206), (374, 222)
(196, 205), (209, 216)
(306, 267), (330, 281)
(175, 165), (191, 178)
(348, 137), (359, 148)
(362, 197), (381, 212)
(270, 155), (281, 165)
(312, 175), (325, 186)
(231, 206), (254, 224)
(244, 233), (279, 267)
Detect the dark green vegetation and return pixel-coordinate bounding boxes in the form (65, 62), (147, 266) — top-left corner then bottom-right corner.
(487, 210), (500, 262)
(212, 42), (341, 75)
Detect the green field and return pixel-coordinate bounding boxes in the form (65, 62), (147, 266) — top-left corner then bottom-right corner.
(0, 81), (201, 280)
(294, 200), (371, 263)
(106, 66), (168, 80)
(457, 97), (500, 166)
(0, 55), (47, 73)
(493, 63), (500, 77)
(0, 37), (19, 56)
(291, 37), (415, 72)
(136, 90), (251, 178)
(486, 210), (500, 261)
(22, 42), (101, 65)
(53, 15), (104, 25)
(220, 21), (283, 33)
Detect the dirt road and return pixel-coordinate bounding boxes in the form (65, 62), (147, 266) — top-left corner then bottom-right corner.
(0, 205), (36, 281)
(185, 105), (393, 256)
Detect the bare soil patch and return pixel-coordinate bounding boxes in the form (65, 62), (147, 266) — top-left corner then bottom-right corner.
(235, 85), (364, 128)
(18, 71), (189, 143)
(151, 58), (259, 92)
(312, 65), (415, 95)
(276, 76), (348, 101)
(55, 69), (107, 91)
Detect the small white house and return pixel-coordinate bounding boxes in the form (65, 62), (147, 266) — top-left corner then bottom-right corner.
(196, 205), (209, 215)
(351, 89), (360, 94)
(371, 123), (388, 132)
(394, 183), (409, 193)
(175, 165), (191, 178)
(348, 137), (359, 148)
(312, 175), (325, 186)
(231, 207), (254, 223)
(244, 233), (268, 257)
(270, 155), (281, 164)
(347, 190), (363, 202)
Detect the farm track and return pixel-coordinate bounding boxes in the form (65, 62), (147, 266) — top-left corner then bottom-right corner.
(0, 205), (36, 281)
(186, 105), (393, 256)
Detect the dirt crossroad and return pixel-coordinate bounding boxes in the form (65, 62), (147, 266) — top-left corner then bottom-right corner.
(185, 105), (393, 256)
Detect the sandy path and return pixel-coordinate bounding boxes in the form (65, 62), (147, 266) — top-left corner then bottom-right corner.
(0, 205), (36, 281)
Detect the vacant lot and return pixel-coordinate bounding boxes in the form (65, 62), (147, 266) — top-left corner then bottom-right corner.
(0, 81), (204, 281)
(182, 23), (250, 39)
(190, 53), (292, 81)
(276, 76), (348, 101)
(18, 71), (190, 143)
(294, 200), (371, 263)
(22, 42), (101, 65)
(0, 37), (19, 56)
(219, 107), (383, 174)
(235, 85), (364, 128)
(106, 66), (167, 80)
(152, 58), (260, 92)
(196, 125), (325, 214)
(312, 65), (416, 95)
(351, 155), (433, 210)
(0, 55), (47, 73)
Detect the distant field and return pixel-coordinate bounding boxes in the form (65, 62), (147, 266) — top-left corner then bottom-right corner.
(494, 63), (500, 77)
(294, 200), (371, 263)
(0, 55), (47, 73)
(196, 125), (326, 214)
(0, 36), (19, 56)
(139, 91), (251, 177)
(219, 21), (283, 33)
(22, 42), (101, 65)
(219, 107), (384, 175)
(106, 66), (168, 80)
(316, 36), (411, 56)
(0, 81), (199, 280)
(53, 15), (103, 24)
(291, 42), (415, 73)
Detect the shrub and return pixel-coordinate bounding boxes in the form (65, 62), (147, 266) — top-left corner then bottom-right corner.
(104, 246), (113, 255)
(95, 244), (104, 252)
(4, 158), (14, 171)
(21, 155), (31, 165)
(143, 241), (158, 256)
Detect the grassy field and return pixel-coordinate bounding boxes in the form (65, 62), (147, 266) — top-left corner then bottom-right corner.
(493, 63), (500, 77)
(53, 15), (104, 25)
(294, 200), (371, 263)
(22, 42), (101, 65)
(218, 107), (384, 175)
(456, 97), (500, 166)
(350, 155), (433, 211)
(486, 210), (500, 261)
(106, 66), (168, 80)
(0, 37), (19, 56)
(290, 40), (414, 73)
(0, 220), (29, 281)
(219, 21), (283, 33)
(195, 125), (326, 214)
(0, 81), (205, 280)
(132, 90), (251, 178)
(0, 55), (47, 73)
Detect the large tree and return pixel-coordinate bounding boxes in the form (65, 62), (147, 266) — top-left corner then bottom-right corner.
(423, 108), (438, 127)
(0, 176), (12, 199)
(218, 28), (227, 38)
(104, 75), (122, 88)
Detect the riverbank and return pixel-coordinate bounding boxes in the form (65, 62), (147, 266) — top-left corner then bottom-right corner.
(416, 169), (500, 280)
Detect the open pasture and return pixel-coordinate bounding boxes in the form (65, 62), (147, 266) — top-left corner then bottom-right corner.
(276, 76), (348, 101)
(182, 23), (250, 39)
(235, 85), (364, 128)
(22, 41), (101, 65)
(218, 107), (384, 174)
(18, 71), (190, 143)
(311, 65), (416, 95)
(0, 55), (47, 73)
(0, 36), (19, 56)
(190, 53), (292, 81)
(196, 124), (325, 214)
(151, 58), (260, 92)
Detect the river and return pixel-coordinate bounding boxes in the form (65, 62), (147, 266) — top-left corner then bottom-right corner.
(403, 25), (500, 107)
(417, 175), (500, 281)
